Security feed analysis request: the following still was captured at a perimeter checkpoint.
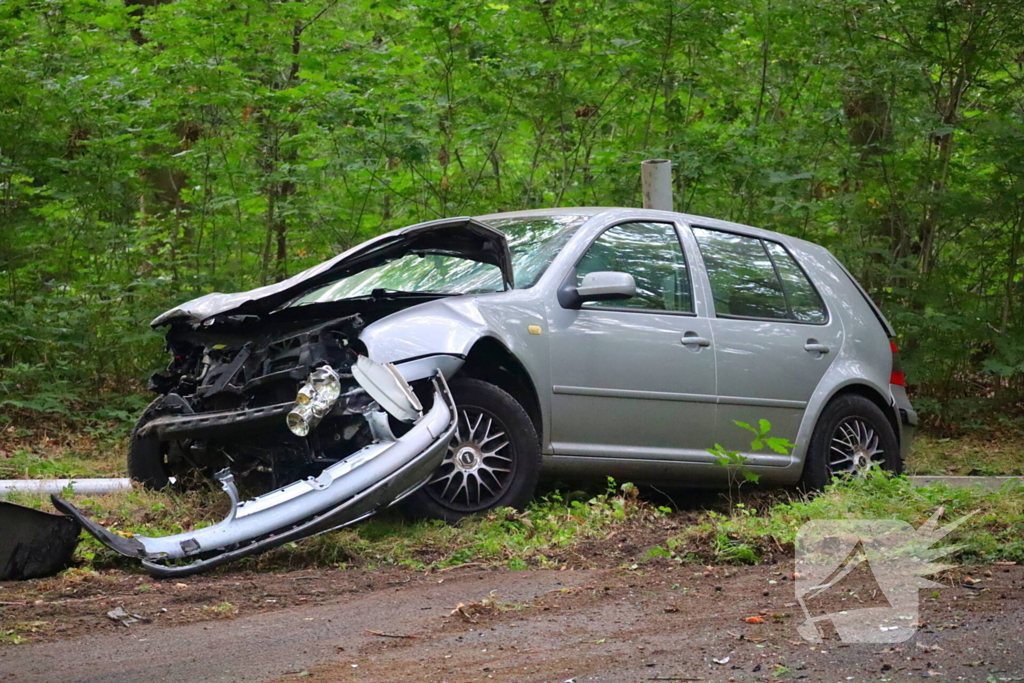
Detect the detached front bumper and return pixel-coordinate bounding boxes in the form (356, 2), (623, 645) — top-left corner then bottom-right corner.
(53, 373), (456, 578)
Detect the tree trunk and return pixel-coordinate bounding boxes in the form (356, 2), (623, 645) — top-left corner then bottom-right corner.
(918, 64), (968, 276)
(259, 13), (303, 283)
(127, 0), (195, 282)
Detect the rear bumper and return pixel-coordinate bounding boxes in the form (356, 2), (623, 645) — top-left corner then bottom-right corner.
(54, 373), (456, 578)
(890, 384), (917, 460)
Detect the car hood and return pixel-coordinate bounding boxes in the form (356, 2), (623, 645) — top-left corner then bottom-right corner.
(151, 217), (513, 327)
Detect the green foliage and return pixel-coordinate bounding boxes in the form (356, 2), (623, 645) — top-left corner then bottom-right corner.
(2, 0), (1024, 425)
(670, 470), (1024, 565)
(710, 419), (796, 485)
(735, 420), (796, 455)
(280, 482), (653, 569)
(708, 443), (760, 484)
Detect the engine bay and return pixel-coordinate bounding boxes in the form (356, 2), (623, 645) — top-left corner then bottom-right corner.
(143, 294), (445, 491)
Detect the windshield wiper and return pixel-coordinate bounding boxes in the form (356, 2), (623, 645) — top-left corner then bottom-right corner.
(286, 289), (455, 309)
(460, 287), (503, 295)
(369, 288), (463, 298)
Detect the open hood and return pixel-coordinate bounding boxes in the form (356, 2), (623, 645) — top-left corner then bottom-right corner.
(152, 217), (513, 327)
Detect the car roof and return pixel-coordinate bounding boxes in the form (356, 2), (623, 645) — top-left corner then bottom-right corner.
(473, 207), (821, 251)
(474, 207), (609, 221)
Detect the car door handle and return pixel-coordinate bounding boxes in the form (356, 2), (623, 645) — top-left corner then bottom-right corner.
(681, 334), (711, 347)
(804, 340), (830, 354)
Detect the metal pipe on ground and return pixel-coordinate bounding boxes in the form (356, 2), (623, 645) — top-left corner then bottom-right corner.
(641, 159), (673, 212)
(0, 478), (132, 498)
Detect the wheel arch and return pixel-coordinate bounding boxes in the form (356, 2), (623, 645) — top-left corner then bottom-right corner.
(827, 383), (901, 450)
(794, 378), (901, 464)
(456, 336), (543, 442)
(791, 374), (899, 478)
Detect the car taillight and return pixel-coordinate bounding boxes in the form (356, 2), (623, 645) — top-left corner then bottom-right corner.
(889, 340), (906, 386)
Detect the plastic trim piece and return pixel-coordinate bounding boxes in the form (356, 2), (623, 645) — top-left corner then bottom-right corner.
(139, 402), (293, 440)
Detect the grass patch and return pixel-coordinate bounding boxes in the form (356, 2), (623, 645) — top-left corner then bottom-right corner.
(6, 470), (1022, 576)
(908, 430), (1024, 476)
(201, 601), (239, 618)
(0, 622), (51, 644)
(254, 482), (664, 572)
(0, 413), (128, 480)
(666, 468), (1024, 565)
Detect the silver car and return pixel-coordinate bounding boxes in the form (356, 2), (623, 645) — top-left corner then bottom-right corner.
(56, 207), (916, 576)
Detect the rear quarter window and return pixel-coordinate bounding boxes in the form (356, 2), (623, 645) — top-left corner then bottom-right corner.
(763, 242), (827, 324)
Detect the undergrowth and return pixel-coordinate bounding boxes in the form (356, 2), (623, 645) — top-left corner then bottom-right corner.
(663, 468), (1024, 566)
(256, 484), (662, 573)
(6, 470), (1022, 576)
(0, 409), (139, 479)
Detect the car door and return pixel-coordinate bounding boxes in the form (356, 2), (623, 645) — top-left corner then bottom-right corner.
(690, 226), (843, 459)
(547, 220), (718, 460)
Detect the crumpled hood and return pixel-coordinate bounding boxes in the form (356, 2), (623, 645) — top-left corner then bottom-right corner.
(152, 217), (513, 327)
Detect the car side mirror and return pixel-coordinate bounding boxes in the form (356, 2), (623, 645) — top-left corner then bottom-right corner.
(561, 271), (636, 309)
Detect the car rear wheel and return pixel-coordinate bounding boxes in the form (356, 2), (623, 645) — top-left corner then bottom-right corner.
(403, 378), (541, 522)
(800, 394), (902, 490)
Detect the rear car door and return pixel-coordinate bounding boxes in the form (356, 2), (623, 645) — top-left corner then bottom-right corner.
(690, 227), (843, 458)
(548, 220), (718, 460)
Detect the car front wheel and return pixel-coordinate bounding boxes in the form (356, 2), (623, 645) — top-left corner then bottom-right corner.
(127, 399), (203, 490)
(403, 378), (541, 522)
(800, 394), (902, 490)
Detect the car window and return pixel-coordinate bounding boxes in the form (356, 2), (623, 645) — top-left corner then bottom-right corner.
(576, 222), (693, 313)
(692, 227), (789, 320)
(764, 242), (827, 323)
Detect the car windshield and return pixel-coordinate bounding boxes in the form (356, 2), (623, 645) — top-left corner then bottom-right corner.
(290, 214), (587, 306)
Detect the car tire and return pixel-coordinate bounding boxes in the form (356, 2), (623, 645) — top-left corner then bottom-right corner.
(127, 401), (172, 490)
(403, 378), (541, 523)
(799, 393), (902, 491)
(127, 399), (204, 491)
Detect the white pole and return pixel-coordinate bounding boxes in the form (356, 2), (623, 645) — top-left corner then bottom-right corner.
(641, 159), (673, 212)
(0, 478), (132, 498)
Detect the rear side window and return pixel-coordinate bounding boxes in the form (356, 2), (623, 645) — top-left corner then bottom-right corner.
(763, 242), (827, 323)
(692, 227), (827, 324)
(692, 228), (788, 319)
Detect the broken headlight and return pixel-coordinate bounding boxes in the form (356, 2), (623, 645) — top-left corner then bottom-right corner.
(286, 366), (342, 437)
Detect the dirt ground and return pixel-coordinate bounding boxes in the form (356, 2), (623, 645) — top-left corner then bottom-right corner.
(1, 558), (1022, 683)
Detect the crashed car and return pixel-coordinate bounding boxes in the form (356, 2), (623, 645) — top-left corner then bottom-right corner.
(57, 208), (916, 576)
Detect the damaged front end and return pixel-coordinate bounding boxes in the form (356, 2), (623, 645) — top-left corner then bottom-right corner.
(41, 218), (512, 577)
(54, 295), (463, 578)
(55, 371), (455, 577)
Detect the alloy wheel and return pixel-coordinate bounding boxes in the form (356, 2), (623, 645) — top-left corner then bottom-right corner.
(424, 407), (514, 512)
(828, 417), (883, 475)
